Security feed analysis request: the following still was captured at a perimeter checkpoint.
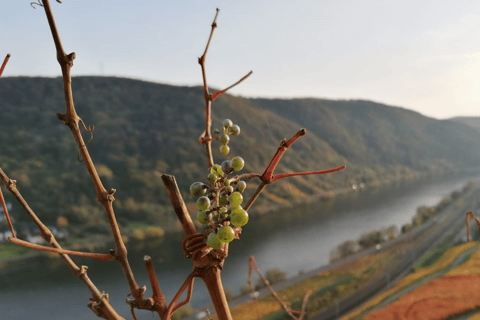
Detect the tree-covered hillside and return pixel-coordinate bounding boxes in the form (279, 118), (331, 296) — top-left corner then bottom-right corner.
(1, 76), (479, 234)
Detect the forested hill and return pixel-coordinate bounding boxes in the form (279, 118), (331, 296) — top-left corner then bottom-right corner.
(451, 116), (480, 132)
(1, 76), (479, 232)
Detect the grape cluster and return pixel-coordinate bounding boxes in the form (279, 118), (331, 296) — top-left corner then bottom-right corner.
(214, 119), (241, 155)
(189, 157), (249, 249)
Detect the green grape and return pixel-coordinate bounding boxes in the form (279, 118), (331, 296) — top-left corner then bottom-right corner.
(236, 180), (247, 193)
(216, 225), (235, 242)
(219, 134), (230, 145)
(230, 192), (243, 206)
(219, 207), (228, 219)
(231, 207), (249, 227)
(223, 119), (233, 128)
(213, 129), (220, 134)
(211, 164), (224, 176)
(224, 179), (231, 187)
(190, 182), (206, 197)
(207, 232), (223, 249)
(219, 194), (229, 206)
(197, 210), (211, 224)
(231, 157), (244, 171)
(219, 207), (228, 214)
(197, 196), (210, 210)
(226, 186), (234, 194)
(230, 124), (240, 136)
(208, 173), (218, 184)
(221, 160), (233, 174)
(220, 145), (230, 155)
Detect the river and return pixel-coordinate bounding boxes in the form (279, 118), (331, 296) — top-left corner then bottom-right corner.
(1, 171), (480, 319)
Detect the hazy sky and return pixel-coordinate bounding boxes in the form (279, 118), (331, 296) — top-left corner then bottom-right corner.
(2, 0), (480, 119)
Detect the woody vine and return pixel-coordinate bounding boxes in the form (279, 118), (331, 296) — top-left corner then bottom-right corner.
(0, 1), (345, 319)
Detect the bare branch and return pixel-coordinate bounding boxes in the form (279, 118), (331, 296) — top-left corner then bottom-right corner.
(143, 256), (167, 313)
(164, 273), (196, 319)
(198, 9), (220, 167)
(0, 187), (16, 237)
(244, 128), (346, 209)
(261, 129), (307, 182)
(0, 53), (10, 77)
(41, 0), (145, 306)
(0, 167), (124, 319)
(271, 165), (346, 182)
(211, 71), (253, 102)
(466, 211), (480, 242)
(161, 174), (197, 236)
(8, 238), (116, 261)
(244, 182), (267, 211)
(248, 256), (311, 320)
(248, 256), (297, 320)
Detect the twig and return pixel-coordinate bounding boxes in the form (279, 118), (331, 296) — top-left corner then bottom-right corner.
(466, 211), (480, 242)
(0, 187), (16, 237)
(198, 9), (220, 167)
(161, 174), (197, 236)
(164, 273), (195, 319)
(143, 255), (167, 313)
(0, 53), (10, 77)
(8, 237), (116, 261)
(211, 71), (253, 102)
(248, 256), (311, 320)
(244, 129), (346, 209)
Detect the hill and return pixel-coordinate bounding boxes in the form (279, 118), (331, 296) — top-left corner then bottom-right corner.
(450, 116), (480, 131)
(1, 76), (479, 233)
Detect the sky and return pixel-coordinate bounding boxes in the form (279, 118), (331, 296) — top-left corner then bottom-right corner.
(2, 0), (480, 119)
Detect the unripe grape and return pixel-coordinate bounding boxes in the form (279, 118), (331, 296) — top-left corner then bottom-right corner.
(197, 210), (211, 224)
(207, 232), (223, 249)
(230, 125), (240, 136)
(197, 196), (210, 211)
(224, 179), (231, 187)
(221, 160), (233, 174)
(226, 186), (234, 194)
(219, 134), (230, 145)
(219, 207), (228, 214)
(219, 195), (229, 206)
(231, 208), (249, 227)
(211, 164), (224, 176)
(236, 181), (247, 193)
(220, 145), (230, 155)
(223, 119), (233, 128)
(208, 173), (218, 184)
(231, 157), (244, 171)
(230, 192), (243, 206)
(213, 129), (220, 134)
(190, 182), (206, 197)
(216, 225), (235, 242)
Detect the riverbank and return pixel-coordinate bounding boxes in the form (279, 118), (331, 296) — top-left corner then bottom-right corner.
(201, 181), (480, 320)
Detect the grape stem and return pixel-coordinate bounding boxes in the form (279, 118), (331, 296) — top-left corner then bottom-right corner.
(0, 53), (10, 77)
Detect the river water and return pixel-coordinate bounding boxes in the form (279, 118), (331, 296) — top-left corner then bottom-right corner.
(1, 171), (480, 319)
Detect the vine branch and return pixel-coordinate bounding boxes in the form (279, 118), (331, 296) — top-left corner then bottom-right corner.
(0, 53), (10, 77)
(244, 128), (346, 210)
